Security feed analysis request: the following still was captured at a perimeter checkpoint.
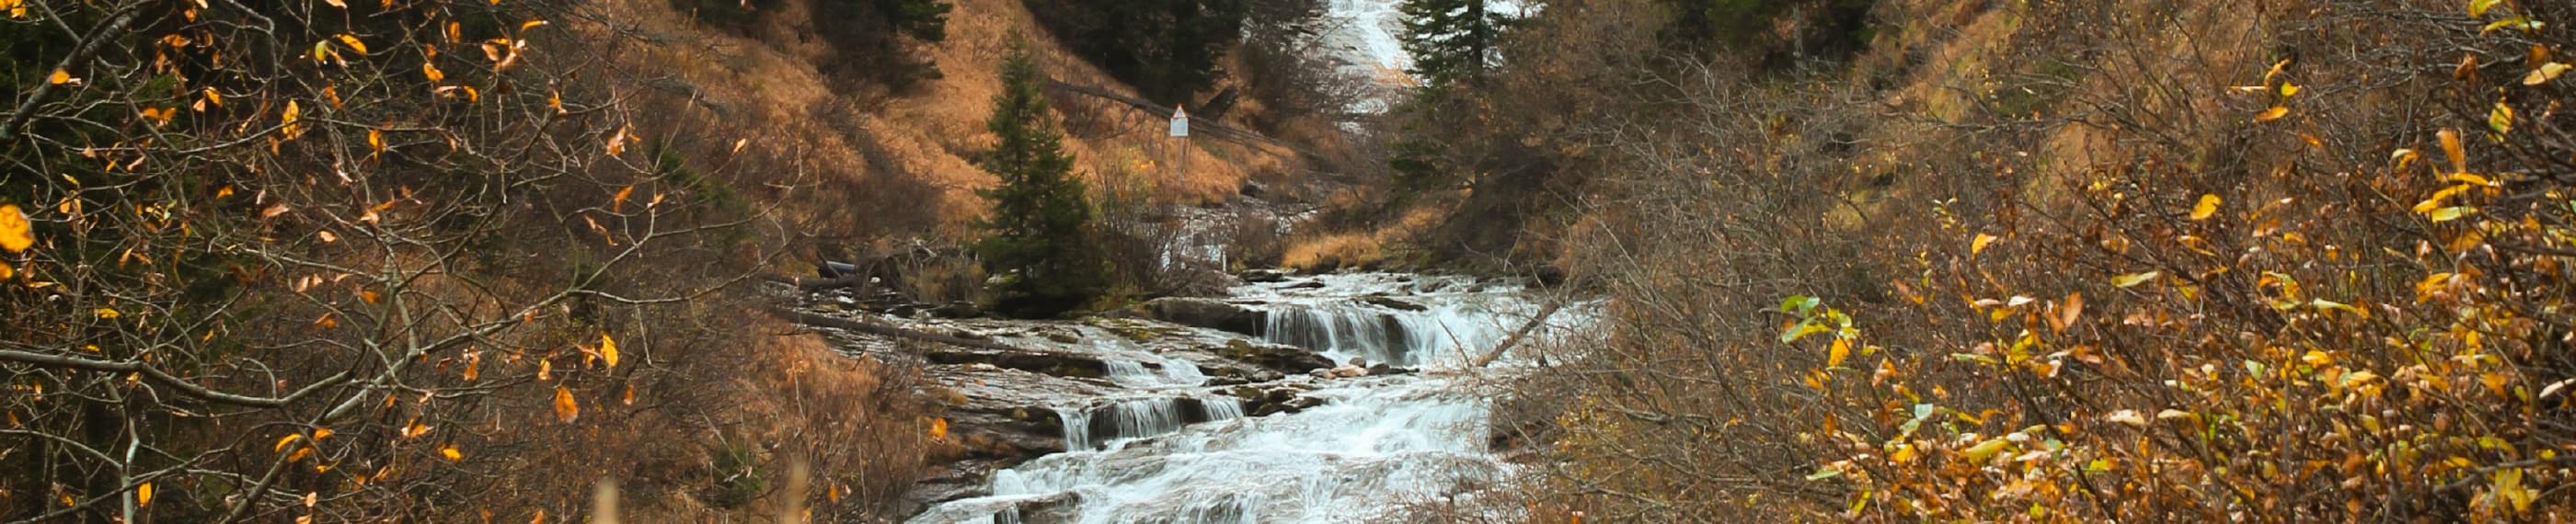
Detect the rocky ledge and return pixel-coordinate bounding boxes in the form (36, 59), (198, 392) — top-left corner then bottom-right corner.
(788, 282), (1423, 516)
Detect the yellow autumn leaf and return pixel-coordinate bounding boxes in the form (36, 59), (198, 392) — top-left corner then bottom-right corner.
(2490, 102), (2514, 136)
(2279, 83), (2301, 97)
(2111, 271), (2162, 288)
(2262, 58), (2292, 84)
(2254, 106), (2289, 122)
(0, 204), (32, 252)
(2302, 349), (2334, 367)
(2440, 129), (2467, 175)
(2427, 206), (2477, 222)
(2470, 0), (2502, 17)
(336, 34), (367, 54)
(554, 385), (579, 423)
(1971, 233), (1998, 256)
(1961, 438), (2011, 462)
(929, 417), (949, 440)
(137, 483), (153, 507)
(281, 101), (304, 140)
(275, 433), (305, 452)
(1826, 337), (1850, 368)
(600, 333), (619, 368)
(0, 260), (14, 280)
(422, 62), (444, 82)
(521, 19), (549, 30)
(440, 445), (462, 461)
(2483, 17), (2543, 34)
(2526, 63), (2570, 85)
(2191, 194), (2221, 221)
(47, 68), (68, 85)
(96, 307), (121, 319)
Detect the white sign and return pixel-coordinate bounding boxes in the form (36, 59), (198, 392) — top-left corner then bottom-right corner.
(1169, 107), (1189, 137)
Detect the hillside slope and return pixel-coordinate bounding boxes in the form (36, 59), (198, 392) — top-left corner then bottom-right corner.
(1371, 0), (2576, 520)
(590, 0), (1299, 241)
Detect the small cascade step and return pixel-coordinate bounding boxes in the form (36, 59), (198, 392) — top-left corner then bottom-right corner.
(1057, 396), (1248, 450)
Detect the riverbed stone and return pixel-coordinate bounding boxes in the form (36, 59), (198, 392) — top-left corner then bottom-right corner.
(1142, 297), (1266, 336)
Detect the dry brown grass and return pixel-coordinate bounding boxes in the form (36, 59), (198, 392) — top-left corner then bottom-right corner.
(1279, 204), (1444, 271)
(587, 0), (1294, 242)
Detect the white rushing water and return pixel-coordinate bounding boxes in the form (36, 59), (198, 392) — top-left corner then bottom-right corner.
(911, 274), (1573, 523)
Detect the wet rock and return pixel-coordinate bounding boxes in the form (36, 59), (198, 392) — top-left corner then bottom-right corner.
(1143, 297), (1266, 336)
(924, 348), (1110, 379)
(1247, 393), (1328, 417)
(1329, 365), (1368, 378)
(1534, 265), (1569, 287)
(1361, 295), (1428, 312)
(932, 301), (985, 319)
(1044, 332), (1081, 344)
(1197, 364), (1282, 386)
(1016, 492), (1084, 523)
(947, 407), (1069, 460)
(1238, 268), (1293, 283)
(1160, 268), (1243, 298)
(1366, 364), (1414, 376)
(1283, 280), (1326, 290)
(1218, 338), (1335, 375)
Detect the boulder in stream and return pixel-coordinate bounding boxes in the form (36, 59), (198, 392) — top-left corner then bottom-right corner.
(1217, 338), (1334, 375)
(1361, 295), (1429, 312)
(1142, 297), (1266, 336)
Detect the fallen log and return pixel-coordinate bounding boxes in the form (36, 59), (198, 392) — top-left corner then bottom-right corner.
(1471, 300), (1569, 368)
(767, 307), (1021, 352)
(759, 273), (868, 290)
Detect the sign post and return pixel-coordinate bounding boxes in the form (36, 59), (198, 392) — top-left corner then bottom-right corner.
(1168, 107), (1188, 186)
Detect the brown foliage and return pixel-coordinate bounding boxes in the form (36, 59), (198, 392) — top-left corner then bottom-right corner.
(1505, 0), (2576, 520)
(0, 0), (944, 520)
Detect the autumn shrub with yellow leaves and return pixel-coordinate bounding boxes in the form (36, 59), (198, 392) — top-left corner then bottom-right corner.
(1502, 0), (2576, 520)
(0, 0), (949, 519)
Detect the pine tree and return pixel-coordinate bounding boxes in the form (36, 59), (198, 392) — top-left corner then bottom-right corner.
(1399, 0), (1511, 85)
(972, 38), (1107, 316)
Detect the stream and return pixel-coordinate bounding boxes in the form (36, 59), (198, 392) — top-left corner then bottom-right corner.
(801, 273), (1575, 523)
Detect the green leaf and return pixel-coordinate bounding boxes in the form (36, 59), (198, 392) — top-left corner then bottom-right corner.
(1780, 321), (1829, 343)
(1780, 295), (1821, 315)
(1806, 467), (1844, 481)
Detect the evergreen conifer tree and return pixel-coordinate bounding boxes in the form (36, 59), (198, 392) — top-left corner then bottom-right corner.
(972, 37), (1107, 316)
(1399, 0), (1512, 85)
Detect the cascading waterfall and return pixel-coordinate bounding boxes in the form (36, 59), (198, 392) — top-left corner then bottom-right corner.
(914, 274), (1571, 523)
(1060, 397), (1248, 452)
(1261, 308), (1413, 366)
(1103, 360), (1155, 385)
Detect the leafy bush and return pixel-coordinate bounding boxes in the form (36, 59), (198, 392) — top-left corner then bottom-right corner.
(1491, 0), (2576, 520)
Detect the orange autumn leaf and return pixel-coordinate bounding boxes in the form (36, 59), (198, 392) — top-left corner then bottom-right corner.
(600, 333), (620, 368)
(2254, 106), (2289, 122)
(553, 385), (579, 423)
(0, 204), (33, 252)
